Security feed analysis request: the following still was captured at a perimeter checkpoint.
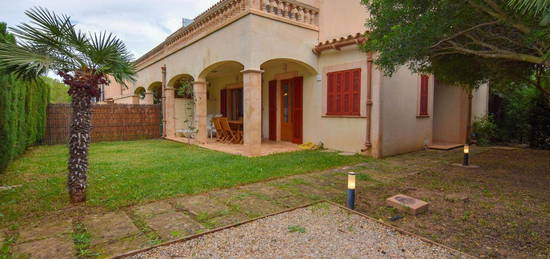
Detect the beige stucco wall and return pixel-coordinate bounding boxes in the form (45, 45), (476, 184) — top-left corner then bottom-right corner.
(379, 67), (434, 157)
(175, 98), (194, 131)
(123, 14), (318, 97)
(472, 84), (489, 120)
(306, 46), (376, 153)
(432, 81), (468, 144)
(318, 0), (369, 42)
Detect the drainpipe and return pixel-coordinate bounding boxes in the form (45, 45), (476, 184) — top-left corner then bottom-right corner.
(161, 65), (167, 138)
(362, 52), (373, 152)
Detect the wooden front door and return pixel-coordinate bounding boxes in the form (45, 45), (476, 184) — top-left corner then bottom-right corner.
(279, 77), (303, 144)
(280, 79), (294, 142)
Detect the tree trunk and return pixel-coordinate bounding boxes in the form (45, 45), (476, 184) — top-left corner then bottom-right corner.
(68, 87), (92, 203)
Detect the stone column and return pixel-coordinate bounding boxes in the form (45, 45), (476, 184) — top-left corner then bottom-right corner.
(131, 95), (139, 104)
(242, 69), (263, 156)
(193, 80), (208, 143)
(143, 91), (154, 104)
(164, 87), (176, 138)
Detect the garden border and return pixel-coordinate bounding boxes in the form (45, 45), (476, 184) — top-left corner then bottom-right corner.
(112, 200), (475, 259)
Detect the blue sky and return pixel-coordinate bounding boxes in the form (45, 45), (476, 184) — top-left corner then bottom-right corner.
(0, 0), (220, 59)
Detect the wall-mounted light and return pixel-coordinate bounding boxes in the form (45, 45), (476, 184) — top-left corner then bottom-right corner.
(347, 172), (357, 210)
(463, 144), (470, 166)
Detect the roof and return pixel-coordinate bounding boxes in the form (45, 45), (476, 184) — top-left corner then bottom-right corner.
(313, 32), (367, 55)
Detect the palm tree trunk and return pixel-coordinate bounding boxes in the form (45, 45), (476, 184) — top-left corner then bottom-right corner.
(68, 86), (92, 203)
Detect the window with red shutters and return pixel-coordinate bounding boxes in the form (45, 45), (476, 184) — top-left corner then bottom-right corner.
(326, 68), (361, 116)
(419, 75), (429, 116)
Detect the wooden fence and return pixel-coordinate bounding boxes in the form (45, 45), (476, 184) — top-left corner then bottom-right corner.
(45, 104), (161, 145)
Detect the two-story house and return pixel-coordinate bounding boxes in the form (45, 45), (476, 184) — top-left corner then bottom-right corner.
(104, 0), (489, 157)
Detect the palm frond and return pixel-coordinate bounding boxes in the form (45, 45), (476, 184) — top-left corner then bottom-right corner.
(507, 0), (549, 15)
(0, 7), (136, 83)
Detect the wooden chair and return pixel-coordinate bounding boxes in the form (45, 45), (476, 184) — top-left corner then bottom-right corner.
(212, 118), (228, 143)
(219, 117), (242, 144)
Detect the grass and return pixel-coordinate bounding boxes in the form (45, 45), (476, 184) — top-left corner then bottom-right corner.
(72, 223), (97, 257)
(0, 140), (367, 226)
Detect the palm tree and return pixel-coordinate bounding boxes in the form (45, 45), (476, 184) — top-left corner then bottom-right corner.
(507, 0), (550, 25)
(0, 7), (136, 203)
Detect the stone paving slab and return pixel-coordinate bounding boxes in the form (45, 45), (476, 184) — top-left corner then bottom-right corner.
(17, 219), (72, 243)
(239, 184), (293, 200)
(92, 234), (150, 258)
(172, 194), (230, 219)
(202, 212), (249, 229)
(83, 212), (140, 246)
(133, 201), (174, 218)
(13, 236), (76, 259)
(143, 212), (203, 240)
(228, 196), (285, 218)
(272, 194), (313, 209)
(209, 188), (245, 203)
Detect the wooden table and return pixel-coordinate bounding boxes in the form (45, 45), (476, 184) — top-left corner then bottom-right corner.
(228, 120), (243, 130)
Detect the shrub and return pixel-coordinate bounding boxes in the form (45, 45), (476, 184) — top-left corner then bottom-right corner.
(0, 74), (49, 172)
(529, 95), (550, 149)
(472, 115), (497, 146)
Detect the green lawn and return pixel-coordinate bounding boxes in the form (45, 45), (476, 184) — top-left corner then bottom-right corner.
(0, 140), (367, 226)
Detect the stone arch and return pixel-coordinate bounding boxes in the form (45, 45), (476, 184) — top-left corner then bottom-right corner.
(134, 87), (146, 100)
(198, 60), (245, 81)
(147, 81), (163, 104)
(260, 58), (317, 75)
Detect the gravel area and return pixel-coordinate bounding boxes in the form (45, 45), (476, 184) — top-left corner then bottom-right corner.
(127, 202), (469, 258)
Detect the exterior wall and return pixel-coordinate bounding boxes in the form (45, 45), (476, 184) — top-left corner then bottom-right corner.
(472, 84), (489, 120)
(380, 67), (434, 157)
(112, 95), (139, 104)
(174, 98), (194, 132)
(318, 0), (369, 42)
(305, 46), (377, 153)
(432, 81), (468, 144)
(432, 82), (490, 145)
(125, 14), (318, 96)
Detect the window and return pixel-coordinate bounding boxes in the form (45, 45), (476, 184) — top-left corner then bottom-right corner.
(220, 88), (243, 120)
(327, 68), (361, 116)
(419, 75), (429, 116)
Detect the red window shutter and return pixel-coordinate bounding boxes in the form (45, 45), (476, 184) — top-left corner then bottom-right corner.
(268, 80), (277, 141)
(220, 89), (227, 117)
(352, 69), (361, 115)
(336, 72), (343, 114)
(292, 77), (303, 144)
(343, 71), (351, 114)
(326, 69), (362, 116)
(327, 73), (335, 115)
(420, 75), (429, 115)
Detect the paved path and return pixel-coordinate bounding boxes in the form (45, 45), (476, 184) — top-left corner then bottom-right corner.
(9, 162), (386, 258)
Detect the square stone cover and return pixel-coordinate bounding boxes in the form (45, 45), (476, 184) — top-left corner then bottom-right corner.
(386, 194), (429, 215)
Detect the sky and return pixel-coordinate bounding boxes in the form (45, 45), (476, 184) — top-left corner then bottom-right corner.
(0, 0), (220, 59)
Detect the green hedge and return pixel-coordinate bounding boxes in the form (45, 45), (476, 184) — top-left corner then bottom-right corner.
(0, 74), (50, 172)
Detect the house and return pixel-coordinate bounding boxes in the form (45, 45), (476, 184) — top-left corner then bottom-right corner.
(103, 0), (489, 158)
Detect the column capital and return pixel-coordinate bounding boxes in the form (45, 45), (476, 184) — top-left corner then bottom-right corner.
(241, 68), (264, 74)
(192, 80), (207, 85)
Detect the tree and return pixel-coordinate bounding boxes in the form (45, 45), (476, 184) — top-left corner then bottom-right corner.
(361, 0), (549, 100)
(0, 8), (136, 203)
(507, 0), (550, 25)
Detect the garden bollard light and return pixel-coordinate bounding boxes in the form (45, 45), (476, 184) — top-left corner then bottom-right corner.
(347, 172), (357, 210)
(463, 144), (470, 166)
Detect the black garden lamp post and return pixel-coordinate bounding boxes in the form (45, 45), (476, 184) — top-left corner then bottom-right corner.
(347, 172), (357, 210)
(463, 144), (470, 166)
